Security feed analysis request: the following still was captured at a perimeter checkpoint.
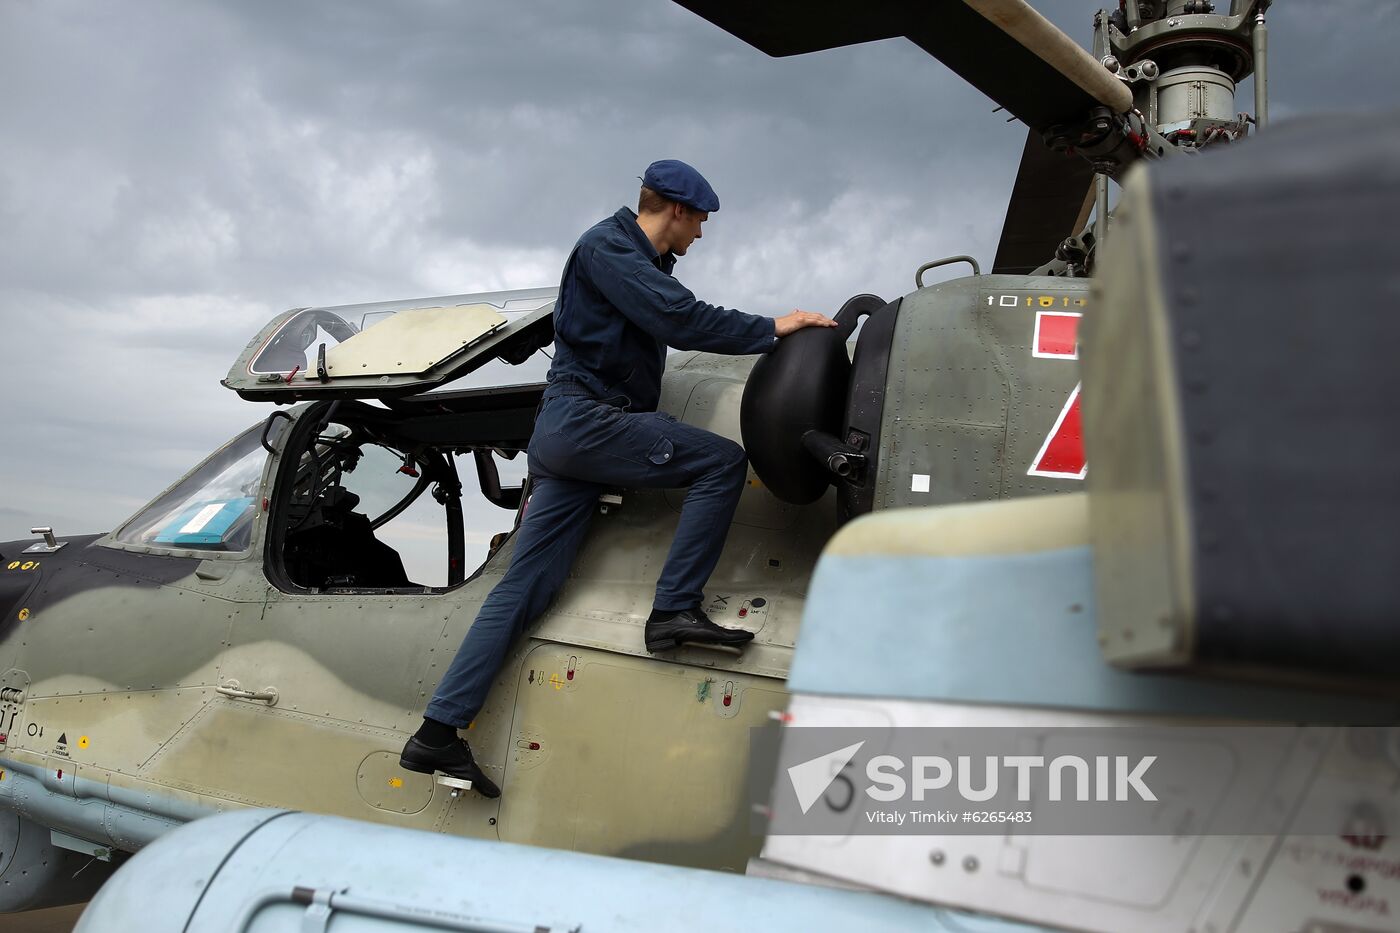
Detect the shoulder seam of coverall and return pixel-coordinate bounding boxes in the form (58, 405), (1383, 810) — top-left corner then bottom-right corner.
(623, 268), (764, 343)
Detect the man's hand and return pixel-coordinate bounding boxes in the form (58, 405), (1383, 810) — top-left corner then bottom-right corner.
(774, 309), (839, 337)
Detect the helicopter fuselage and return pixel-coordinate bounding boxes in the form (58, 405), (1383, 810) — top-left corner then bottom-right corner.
(0, 272), (1089, 905)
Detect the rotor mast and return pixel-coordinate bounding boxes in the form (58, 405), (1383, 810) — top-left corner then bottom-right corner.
(1037, 0), (1269, 273)
(1101, 0), (1270, 152)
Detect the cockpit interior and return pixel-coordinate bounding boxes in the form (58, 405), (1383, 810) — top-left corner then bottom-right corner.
(266, 388), (542, 594)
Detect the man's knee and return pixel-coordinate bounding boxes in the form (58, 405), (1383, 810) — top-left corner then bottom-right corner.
(681, 431), (747, 489)
(732, 442), (749, 471)
(719, 438), (748, 486)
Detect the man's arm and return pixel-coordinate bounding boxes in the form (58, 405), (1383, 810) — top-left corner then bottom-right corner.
(584, 240), (832, 353)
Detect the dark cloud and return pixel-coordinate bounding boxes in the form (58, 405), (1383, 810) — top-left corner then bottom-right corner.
(0, 0), (1392, 548)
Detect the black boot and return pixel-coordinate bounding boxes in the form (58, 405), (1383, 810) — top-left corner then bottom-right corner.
(645, 607), (755, 653)
(399, 736), (502, 798)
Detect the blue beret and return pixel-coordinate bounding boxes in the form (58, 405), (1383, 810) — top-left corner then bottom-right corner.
(642, 159), (720, 212)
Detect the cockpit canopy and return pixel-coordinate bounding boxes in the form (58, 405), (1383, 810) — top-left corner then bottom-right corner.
(224, 287), (557, 403)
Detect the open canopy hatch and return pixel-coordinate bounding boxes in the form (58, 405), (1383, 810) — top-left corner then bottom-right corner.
(224, 287), (557, 402)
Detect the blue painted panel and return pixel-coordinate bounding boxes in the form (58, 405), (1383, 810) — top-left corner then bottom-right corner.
(76, 810), (1049, 933)
(792, 546), (1400, 723)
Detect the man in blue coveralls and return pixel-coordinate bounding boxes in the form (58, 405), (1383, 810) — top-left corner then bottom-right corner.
(399, 160), (837, 796)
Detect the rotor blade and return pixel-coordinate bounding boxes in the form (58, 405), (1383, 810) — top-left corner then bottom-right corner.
(670, 0), (903, 56)
(964, 1), (1131, 114)
(671, 0), (1132, 131)
(992, 127), (1096, 275)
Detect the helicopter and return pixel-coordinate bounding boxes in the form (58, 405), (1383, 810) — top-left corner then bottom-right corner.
(4, 1), (1398, 929)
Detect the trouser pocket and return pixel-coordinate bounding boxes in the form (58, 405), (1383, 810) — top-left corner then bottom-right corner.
(647, 435), (675, 465)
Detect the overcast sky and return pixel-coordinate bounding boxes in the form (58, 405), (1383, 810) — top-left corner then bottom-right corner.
(1, 1), (1395, 570)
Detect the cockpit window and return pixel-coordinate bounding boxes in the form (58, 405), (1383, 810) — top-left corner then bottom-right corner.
(250, 308), (360, 375)
(112, 425), (267, 552)
(279, 421), (444, 589)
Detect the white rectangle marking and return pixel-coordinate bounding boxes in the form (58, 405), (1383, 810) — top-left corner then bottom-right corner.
(179, 503), (224, 535)
(911, 474), (930, 493)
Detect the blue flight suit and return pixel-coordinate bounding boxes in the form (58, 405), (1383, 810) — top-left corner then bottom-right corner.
(425, 207), (777, 728)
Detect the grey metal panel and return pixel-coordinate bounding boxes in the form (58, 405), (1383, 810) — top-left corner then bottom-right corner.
(878, 275), (1090, 510)
(1086, 113), (1400, 682)
(1157, 115), (1400, 678)
(887, 420), (1005, 504)
(0, 811), (116, 911)
(975, 283), (1085, 497)
(879, 277), (1002, 510)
